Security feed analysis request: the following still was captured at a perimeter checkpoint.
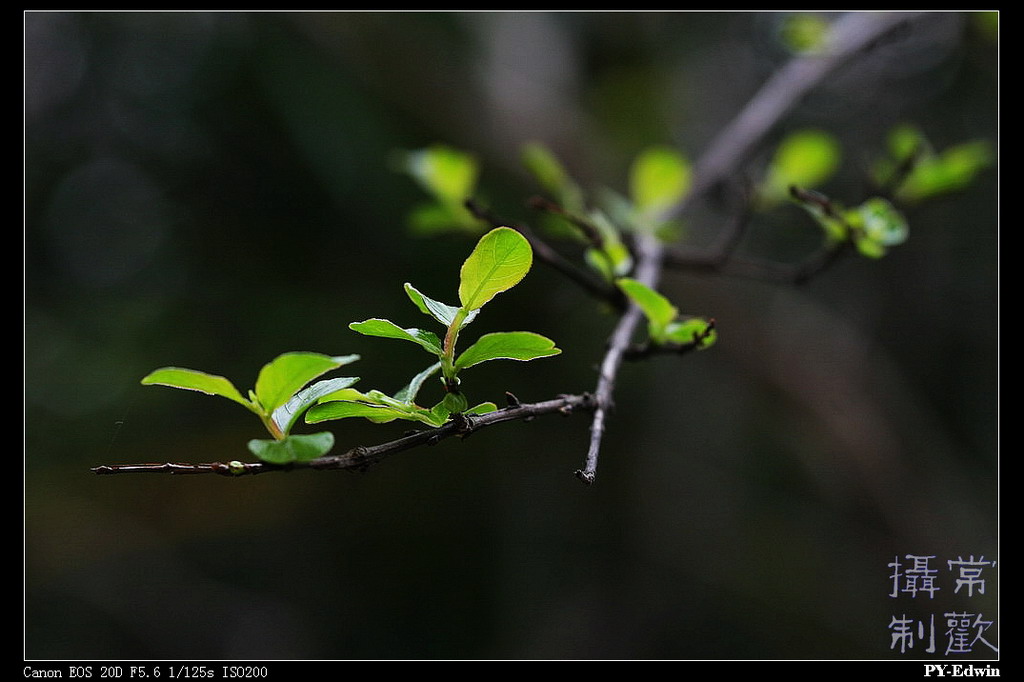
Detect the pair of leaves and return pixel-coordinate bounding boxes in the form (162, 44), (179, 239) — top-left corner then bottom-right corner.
(141, 352), (359, 464)
(617, 278), (717, 349)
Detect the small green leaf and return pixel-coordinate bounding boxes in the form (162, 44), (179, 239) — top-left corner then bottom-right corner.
(407, 201), (479, 235)
(247, 432), (335, 464)
(856, 197), (908, 247)
(442, 390), (469, 414)
(458, 227), (533, 311)
(141, 367), (253, 410)
(630, 146), (691, 221)
(254, 352), (359, 413)
(762, 130), (841, 205)
(898, 140), (993, 202)
(404, 283), (478, 329)
(271, 375), (360, 436)
(455, 332), (561, 371)
(306, 400), (407, 425)
(617, 278), (678, 343)
(465, 402), (498, 416)
(521, 142), (586, 214)
(404, 144), (479, 205)
(349, 319), (444, 356)
(665, 318), (717, 349)
(777, 13), (830, 54)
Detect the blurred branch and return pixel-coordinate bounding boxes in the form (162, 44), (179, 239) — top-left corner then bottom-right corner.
(576, 12), (922, 484)
(664, 11), (925, 221)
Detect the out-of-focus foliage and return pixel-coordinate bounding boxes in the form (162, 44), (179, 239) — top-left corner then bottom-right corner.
(759, 130), (841, 208)
(872, 124), (994, 202)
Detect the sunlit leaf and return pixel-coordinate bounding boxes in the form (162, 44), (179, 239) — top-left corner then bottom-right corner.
(141, 367), (252, 409)
(898, 140), (994, 202)
(458, 227), (533, 311)
(763, 130), (841, 205)
(406, 201), (478, 235)
(665, 318), (717, 349)
(247, 431), (335, 464)
(254, 352), (360, 413)
(349, 319), (444, 356)
(455, 332), (561, 371)
(404, 144), (479, 205)
(778, 13), (830, 54)
(271, 375), (360, 436)
(305, 399), (408, 424)
(521, 141), (570, 196)
(466, 402), (498, 416)
(404, 283), (478, 328)
(630, 146), (691, 220)
(856, 197), (908, 247)
(617, 277), (678, 343)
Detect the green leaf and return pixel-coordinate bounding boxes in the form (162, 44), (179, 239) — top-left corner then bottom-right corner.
(442, 390), (469, 414)
(521, 142), (586, 213)
(247, 431), (335, 464)
(458, 227), (533, 311)
(404, 283), (478, 328)
(455, 332), (561, 371)
(305, 399), (407, 424)
(898, 140), (993, 202)
(465, 402), (498, 416)
(630, 146), (691, 220)
(404, 144), (479, 205)
(253, 352), (359, 413)
(856, 197), (908, 247)
(762, 130), (841, 205)
(665, 318), (717, 349)
(141, 367), (253, 410)
(406, 201), (479, 235)
(349, 319), (444, 356)
(777, 13), (830, 54)
(617, 278), (678, 343)
(270, 376), (360, 436)
(393, 362), (442, 404)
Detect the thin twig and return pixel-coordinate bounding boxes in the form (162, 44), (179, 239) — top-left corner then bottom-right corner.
(92, 393), (595, 476)
(576, 233), (663, 484)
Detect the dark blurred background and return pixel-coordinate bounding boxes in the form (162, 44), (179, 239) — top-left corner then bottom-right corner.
(25, 11), (998, 660)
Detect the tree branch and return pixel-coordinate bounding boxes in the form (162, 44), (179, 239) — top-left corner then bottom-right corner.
(575, 11), (924, 484)
(92, 393), (595, 476)
(576, 232), (663, 484)
(665, 11), (925, 221)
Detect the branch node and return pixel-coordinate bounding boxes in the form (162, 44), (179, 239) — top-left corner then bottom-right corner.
(504, 391), (521, 408)
(574, 469), (596, 485)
